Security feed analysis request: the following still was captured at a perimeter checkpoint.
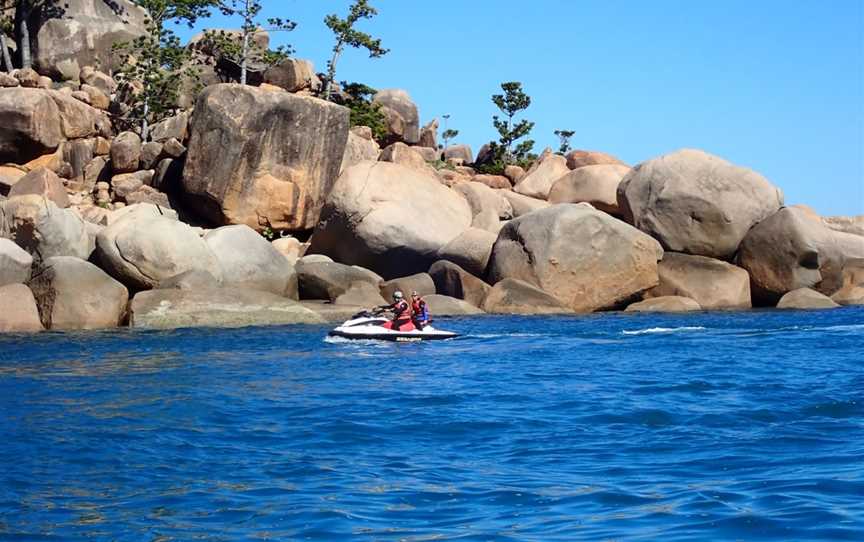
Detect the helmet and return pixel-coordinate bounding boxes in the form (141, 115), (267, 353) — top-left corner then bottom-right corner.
(393, 291), (404, 300)
(411, 291), (419, 297)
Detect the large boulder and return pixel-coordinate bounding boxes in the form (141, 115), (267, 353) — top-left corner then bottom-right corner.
(340, 130), (380, 173)
(296, 260), (383, 301)
(373, 89), (420, 144)
(776, 288), (839, 310)
(618, 149), (784, 259)
(423, 294), (484, 316)
(513, 151), (569, 200)
(0, 166), (26, 196)
(110, 132), (142, 174)
(157, 269), (221, 291)
(32, 256), (128, 330)
(182, 84), (349, 231)
(308, 161), (472, 278)
(379, 142), (433, 173)
(565, 150), (626, 170)
(443, 144), (473, 164)
(130, 288), (325, 329)
(737, 207), (846, 303)
(497, 189), (550, 217)
(487, 204), (663, 312)
(8, 168), (70, 208)
(263, 58), (319, 92)
(455, 182), (513, 221)
(481, 278), (572, 315)
(380, 273), (436, 301)
(0, 284), (44, 333)
(334, 282), (387, 307)
(548, 164), (630, 216)
(94, 214), (221, 290)
(29, 0), (149, 80)
(822, 216), (864, 237)
(435, 228), (497, 277)
(429, 260), (491, 308)
(644, 252), (751, 309)
(625, 296), (701, 313)
(0, 238), (33, 287)
(0, 195), (92, 259)
(204, 225), (296, 297)
(831, 259), (864, 305)
(419, 118), (438, 149)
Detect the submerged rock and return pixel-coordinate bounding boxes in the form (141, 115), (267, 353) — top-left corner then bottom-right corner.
(625, 296), (701, 313)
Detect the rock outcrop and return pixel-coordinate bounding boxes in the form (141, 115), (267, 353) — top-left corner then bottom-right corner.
(373, 89), (419, 144)
(204, 225), (297, 297)
(341, 130), (380, 173)
(548, 164), (630, 215)
(0, 195), (92, 260)
(513, 151), (569, 200)
(645, 252), (751, 309)
(565, 150), (626, 170)
(0, 238), (33, 287)
(296, 260), (383, 301)
(498, 190), (550, 217)
(182, 84), (349, 231)
(776, 288), (840, 310)
(435, 228), (497, 277)
(308, 161), (472, 278)
(428, 260), (491, 308)
(0, 284), (44, 333)
(625, 296), (701, 313)
(380, 273), (436, 301)
(130, 288), (324, 329)
(481, 278), (570, 315)
(8, 168), (70, 208)
(334, 282), (387, 307)
(487, 204), (663, 312)
(618, 149), (783, 259)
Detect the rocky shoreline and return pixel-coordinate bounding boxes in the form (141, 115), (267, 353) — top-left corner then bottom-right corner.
(1, 2), (863, 334)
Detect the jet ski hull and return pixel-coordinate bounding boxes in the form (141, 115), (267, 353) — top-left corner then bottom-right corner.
(328, 311), (460, 341)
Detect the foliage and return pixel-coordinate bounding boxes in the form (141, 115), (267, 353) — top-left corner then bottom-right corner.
(207, 0), (296, 85)
(554, 129), (575, 155)
(478, 81), (535, 174)
(322, 0), (388, 101)
(114, 0), (215, 139)
(340, 81), (389, 145)
(441, 128), (458, 150)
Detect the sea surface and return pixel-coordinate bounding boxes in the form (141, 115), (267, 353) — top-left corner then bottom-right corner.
(1, 308), (862, 541)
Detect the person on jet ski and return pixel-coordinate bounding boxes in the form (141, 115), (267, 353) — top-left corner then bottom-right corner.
(411, 291), (429, 329)
(379, 291), (412, 331)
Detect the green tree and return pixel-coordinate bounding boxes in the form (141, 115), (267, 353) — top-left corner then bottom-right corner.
(554, 129), (575, 155)
(114, 0), (215, 140)
(322, 0), (387, 101)
(340, 81), (388, 145)
(480, 81), (535, 173)
(207, 0), (295, 85)
(442, 128), (458, 150)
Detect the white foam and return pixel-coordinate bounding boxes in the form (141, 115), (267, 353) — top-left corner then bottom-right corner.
(822, 324), (864, 332)
(622, 326), (707, 336)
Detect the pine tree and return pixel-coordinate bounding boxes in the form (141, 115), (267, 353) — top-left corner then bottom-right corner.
(322, 0), (387, 101)
(554, 129), (575, 155)
(481, 81), (535, 173)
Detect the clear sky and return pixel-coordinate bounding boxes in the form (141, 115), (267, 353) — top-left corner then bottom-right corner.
(176, 0), (864, 216)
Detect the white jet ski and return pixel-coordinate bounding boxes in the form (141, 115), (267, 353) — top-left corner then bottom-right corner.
(329, 309), (460, 342)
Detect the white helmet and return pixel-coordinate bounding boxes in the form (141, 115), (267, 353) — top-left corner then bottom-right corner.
(393, 290), (404, 300)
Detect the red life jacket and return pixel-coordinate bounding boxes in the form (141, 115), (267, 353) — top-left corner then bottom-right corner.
(412, 299), (427, 317)
(392, 300), (410, 319)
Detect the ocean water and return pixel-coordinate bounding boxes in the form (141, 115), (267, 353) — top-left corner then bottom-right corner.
(0, 308), (862, 541)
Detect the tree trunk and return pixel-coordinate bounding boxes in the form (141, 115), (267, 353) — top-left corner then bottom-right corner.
(240, 0), (251, 85)
(323, 43), (343, 101)
(141, 100), (150, 142)
(18, 12), (31, 70)
(0, 34), (13, 72)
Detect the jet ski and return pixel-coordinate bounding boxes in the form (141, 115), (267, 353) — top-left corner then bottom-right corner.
(329, 309), (460, 341)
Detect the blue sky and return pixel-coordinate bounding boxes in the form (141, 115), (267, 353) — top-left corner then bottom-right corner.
(176, 0), (863, 216)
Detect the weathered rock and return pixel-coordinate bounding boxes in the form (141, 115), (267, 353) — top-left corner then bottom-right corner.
(504, 165), (525, 185)
(618, 149), (784, 259)
(380, 273), (436, 301)
(79, 84), (109, 110)
(334, 282), (387, 306)
(340, 130), (381, 173)
(423, 294), (484, 316)
(488, 204), (663, 312)
(379, 142), (433, 173)
(124, 186), (172, 209)
(548, 164), (631, 215)
(110, 131), (142, 174)
(373, 89), (420, 144)
(271, 237), (307, 264)
(62, 138), (95, 180)
(443, 144), (473, 164)
(182, 84), (349, 231)
(152, 158), (182, 192)
(644, 252), (751, 309)
(14, 68), (40, 88)
(0, 73), (19, 88)
(471, 174), (511, 190)
(139, 141), (164, 170)
(0, 238), (33, 287)
(481, 278), (571, 315)
(111, 172), (145, 200)
(0, 195), (92, 259)
(497, 189), (550, 217)
(411, 146), (439, 162)
(296, 260), (383, 301)
(436, 169), (471, 187)
(738, 207), (846, 303)
(80, 67), (117, 95)
(830, 259), (864, 305)
(455, 182), (513, 224)
(150, 112), (189, 143)
(157, 269), (221, 291)
(71, 90), (92, 105)
(264, 58), (319, 92)
(7, 168), (70, 208)
(565, 150), (626, 170)
(435, 228), (497, 277)
(22, 149), (64, 174)
(0, 88), (62, 162)
(513, 150), (569, 200)
(33, 256), (128, 330)
(300, 254), (333, 264)
(130, 288), (324, 329)
(299, 300), (366, 323)
(308, 161), (472, 278)
(94, 213), (221, 290)
(162, 138), (186, 159)
(428, 260), (491, 308)
(822, 215), (864, 237)
(204, 225), (296, 297)
(625, 296), (701, 313)
(0, 284), (44, 333)
(31, 0), (149, 81)
(0, 166), (26, 196)
(419, 118), (438, 149)
(776, 288), (840, 310)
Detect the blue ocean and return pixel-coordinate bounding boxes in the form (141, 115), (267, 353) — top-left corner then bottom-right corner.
(1, 308), (862, 541)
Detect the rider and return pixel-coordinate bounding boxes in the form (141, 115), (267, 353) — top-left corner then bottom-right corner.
(380, 290), (412, 331)
(411, 291), (429, 329)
